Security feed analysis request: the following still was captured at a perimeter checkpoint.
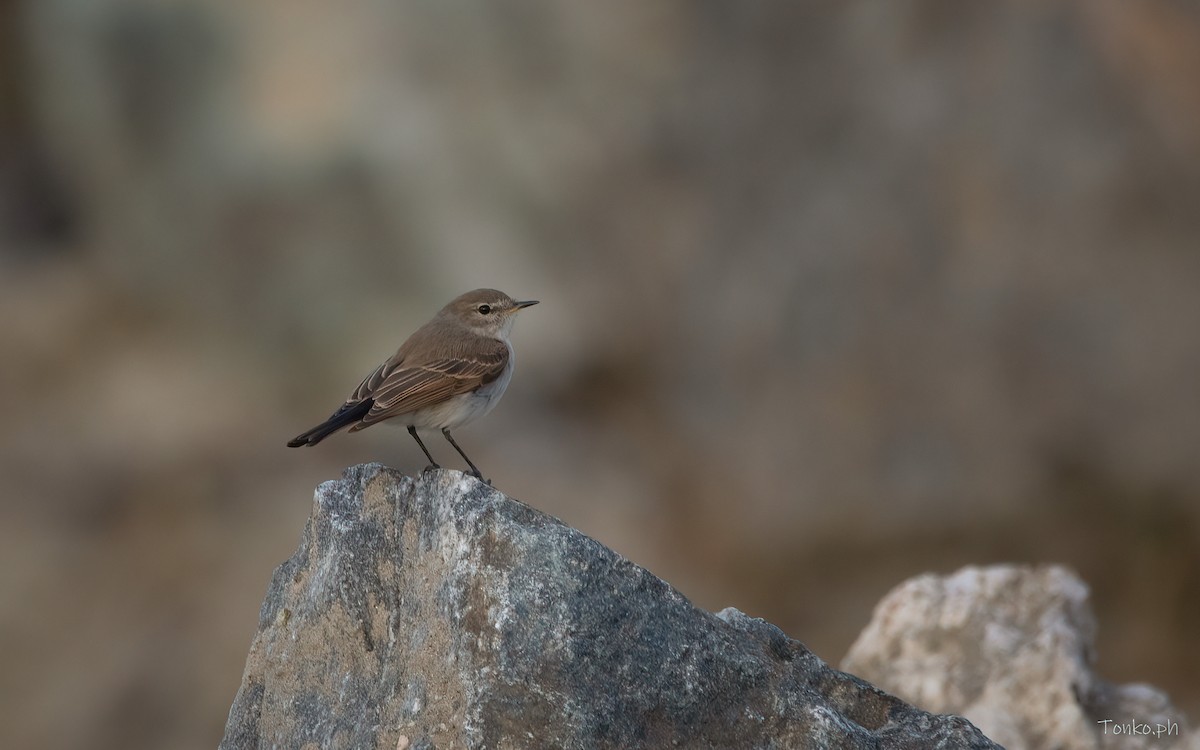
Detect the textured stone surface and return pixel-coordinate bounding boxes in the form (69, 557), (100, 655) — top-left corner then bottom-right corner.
(222, 464), (998, 749)
(843, 565), (1197, 750)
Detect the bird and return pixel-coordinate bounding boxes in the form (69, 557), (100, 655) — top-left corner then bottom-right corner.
(288, 288), (538, 480)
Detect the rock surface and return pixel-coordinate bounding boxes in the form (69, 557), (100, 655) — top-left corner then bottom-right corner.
(222, 464), (998, 749)
(843, 565), (1197, 750)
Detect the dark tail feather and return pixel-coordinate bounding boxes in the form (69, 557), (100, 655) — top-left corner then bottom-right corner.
(287, 399), (374, 447)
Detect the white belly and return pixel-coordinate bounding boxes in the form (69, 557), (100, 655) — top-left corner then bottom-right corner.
(403, 344), (514, 431)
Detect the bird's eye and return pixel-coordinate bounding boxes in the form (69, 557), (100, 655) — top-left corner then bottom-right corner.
(477, 304), (492, 315)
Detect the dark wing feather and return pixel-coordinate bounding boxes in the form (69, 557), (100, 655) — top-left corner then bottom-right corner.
(350, 342), (509, 429)
(350, 358), (393, 402)
(286, 398), (373, 447)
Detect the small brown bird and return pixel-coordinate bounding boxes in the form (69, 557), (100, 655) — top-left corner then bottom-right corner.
(288, 289), (538, 479)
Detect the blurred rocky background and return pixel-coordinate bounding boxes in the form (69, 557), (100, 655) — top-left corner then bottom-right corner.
(1, 2), (1197, 748)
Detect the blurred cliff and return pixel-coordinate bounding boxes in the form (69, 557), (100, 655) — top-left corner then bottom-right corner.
(1, 2), (1197, 749)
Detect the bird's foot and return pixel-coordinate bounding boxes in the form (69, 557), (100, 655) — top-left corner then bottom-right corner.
(422, 464), (440, 474)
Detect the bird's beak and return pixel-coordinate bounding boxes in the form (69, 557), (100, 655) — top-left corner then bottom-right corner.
(515, 300), (539, 310)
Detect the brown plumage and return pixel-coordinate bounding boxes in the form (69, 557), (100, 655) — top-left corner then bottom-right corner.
(288, 289), (538, 478)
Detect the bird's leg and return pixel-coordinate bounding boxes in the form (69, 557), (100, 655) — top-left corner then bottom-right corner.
(441, 428), (486, 482)
(407, 426), (440, 472)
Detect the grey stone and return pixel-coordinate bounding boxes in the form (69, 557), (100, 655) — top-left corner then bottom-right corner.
(842, 565), (1197, 750)
(221, 464), (999, 749)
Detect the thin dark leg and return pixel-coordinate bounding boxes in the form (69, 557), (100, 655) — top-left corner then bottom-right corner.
(408, 426), (439, 470)
(442, 428), (484, 479)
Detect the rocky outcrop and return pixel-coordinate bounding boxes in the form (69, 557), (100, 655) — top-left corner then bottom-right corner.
(843, 565), (1197, 750)
(221, 464), (998, 749)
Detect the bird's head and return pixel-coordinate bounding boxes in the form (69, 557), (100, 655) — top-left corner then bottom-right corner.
(442, 288), (539, 338)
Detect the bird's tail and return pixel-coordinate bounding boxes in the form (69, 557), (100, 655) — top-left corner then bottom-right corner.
(287, 399), (374, 447)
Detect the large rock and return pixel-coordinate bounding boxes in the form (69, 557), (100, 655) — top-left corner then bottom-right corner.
(843, 565), (1197, 750)
(221, 464), (997, 749)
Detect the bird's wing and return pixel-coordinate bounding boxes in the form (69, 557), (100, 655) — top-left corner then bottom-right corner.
(351, 341), (509, 428)
(349, 357), (393, 403)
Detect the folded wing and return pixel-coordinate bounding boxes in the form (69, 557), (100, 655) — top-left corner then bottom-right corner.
(349, 342), (509, 430)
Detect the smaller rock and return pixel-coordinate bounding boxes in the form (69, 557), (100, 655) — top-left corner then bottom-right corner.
(842, 565), (1197, 750)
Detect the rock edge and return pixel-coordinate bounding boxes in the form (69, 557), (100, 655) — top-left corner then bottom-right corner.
(221, 463), (998, 750)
